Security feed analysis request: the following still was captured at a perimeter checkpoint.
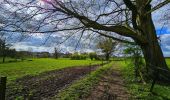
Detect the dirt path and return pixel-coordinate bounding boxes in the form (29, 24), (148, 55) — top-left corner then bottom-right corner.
(6, 65), (99, 100)
(86, 65), (131, 100)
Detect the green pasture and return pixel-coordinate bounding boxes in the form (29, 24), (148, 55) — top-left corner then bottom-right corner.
(0, 57), (16, 63)
(166, 58), (170, 67)
(0, 57), (170, 99)
(0, 58), (101, 82)
(56, 59), (170, 99)
(117, 58), (170, 100)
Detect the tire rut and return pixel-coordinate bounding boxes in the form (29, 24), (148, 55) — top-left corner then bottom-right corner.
(85, 65), (130, 100)
(6, 65), (99, 100)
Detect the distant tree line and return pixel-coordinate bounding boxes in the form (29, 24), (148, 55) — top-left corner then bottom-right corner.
(0, 39), (118, 63)
(69, 52), (107, 61)
(70, 52), (87, 60)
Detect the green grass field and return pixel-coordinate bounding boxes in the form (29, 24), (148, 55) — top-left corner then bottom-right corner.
(1, 57), (170, 99)
(0, 58), (101, 82)
(55, 59), (170, 99)
(117, 58), (170, 100)
(166, 58), (170, 67)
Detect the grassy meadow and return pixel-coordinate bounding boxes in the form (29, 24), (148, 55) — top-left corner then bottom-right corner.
(116, 58), (170, 100)
(0, 58), (169, 82)
(0, 58), (101, 82)
(0, 57), (170, 99)
(56, 59), (170, 99)
(166, 58), (170, 67)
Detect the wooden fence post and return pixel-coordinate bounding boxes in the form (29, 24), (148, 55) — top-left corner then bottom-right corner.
(0, 77), (7, 100)
(150, 69), (159, 92)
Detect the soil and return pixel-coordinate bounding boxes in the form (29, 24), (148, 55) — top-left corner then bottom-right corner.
(6, 65), (99, 100)
(6, 63), (131, 100)
(85, 67), (131, 100)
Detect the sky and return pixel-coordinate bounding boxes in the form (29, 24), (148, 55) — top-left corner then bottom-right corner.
(152, 1), (170, 57)
(0, 0), (170, 56)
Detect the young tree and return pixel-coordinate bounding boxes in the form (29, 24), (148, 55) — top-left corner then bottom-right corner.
(28, 47), (33, 58)
(124, 44), (144, 81)
(54, 47), (59, 59)
(89, 52), (97, 60)
(97, 38), (118, 61)
(1, 0), (170, 81)
(7, 49), (17, 59)
(0, 39), (10, 63)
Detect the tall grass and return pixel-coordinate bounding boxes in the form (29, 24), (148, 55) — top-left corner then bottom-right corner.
(117, 59), (170, 100)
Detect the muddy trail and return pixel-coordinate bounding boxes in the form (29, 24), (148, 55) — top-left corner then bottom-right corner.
(6, 65), (100, 100)
(85, 66), (130, 100)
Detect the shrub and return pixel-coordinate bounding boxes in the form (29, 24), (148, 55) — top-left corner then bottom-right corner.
(89, 52), (97, 60)
(70, 53), (87, 60)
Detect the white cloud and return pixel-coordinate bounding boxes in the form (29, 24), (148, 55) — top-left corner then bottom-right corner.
(12, 40), (95, 53)
(160, 34), (170, 57)
(12, 42), (52, 52)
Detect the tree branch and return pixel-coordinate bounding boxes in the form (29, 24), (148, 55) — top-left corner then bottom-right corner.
(89, 29), (135, 44)
(0, 27), (84, 33)
(53, 1), (147, 44)
(123, 0), (136, 11)
(147, 0), (170, 13)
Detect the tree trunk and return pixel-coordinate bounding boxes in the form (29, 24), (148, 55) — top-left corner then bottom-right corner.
(134, 53), (140, 79)
(137, 2), (170, 82)
(2, 49), (5, 63)
(105, 53), (110, 61)
(2, 56), (5, 63)
(141, 42), (170, 81)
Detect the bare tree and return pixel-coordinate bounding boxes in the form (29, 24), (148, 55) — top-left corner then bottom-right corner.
(1, 0), (170, 81)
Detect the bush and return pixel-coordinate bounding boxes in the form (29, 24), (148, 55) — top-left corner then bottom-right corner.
(70, 53), (87, 60)
(89, 52), (97, 60)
